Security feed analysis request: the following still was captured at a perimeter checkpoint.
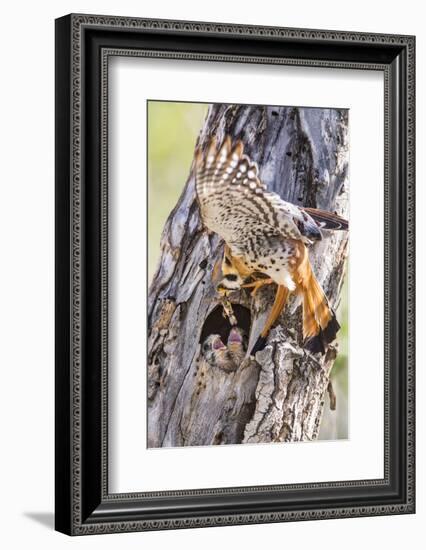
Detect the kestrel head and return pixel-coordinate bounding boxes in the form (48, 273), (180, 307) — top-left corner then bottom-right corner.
(201, 334), (236, 372)
(215, 246), (245, 296)
(201, 334), (228, 363)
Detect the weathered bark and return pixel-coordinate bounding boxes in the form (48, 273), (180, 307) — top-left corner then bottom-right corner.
(148, 104), (349, 448)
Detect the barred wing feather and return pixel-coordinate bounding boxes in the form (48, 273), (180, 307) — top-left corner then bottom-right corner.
(194, 137), (317, 247)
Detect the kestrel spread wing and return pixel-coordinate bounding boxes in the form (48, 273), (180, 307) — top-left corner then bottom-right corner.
(195, 136), (323, 259)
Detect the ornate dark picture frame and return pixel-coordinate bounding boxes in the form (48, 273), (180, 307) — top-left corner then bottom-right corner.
(55, 13), (415, 535)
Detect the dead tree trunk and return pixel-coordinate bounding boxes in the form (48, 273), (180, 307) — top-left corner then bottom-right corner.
(148, 104), (349, 447)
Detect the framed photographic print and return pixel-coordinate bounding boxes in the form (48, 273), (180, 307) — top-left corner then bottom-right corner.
(55, 14), (415, 535)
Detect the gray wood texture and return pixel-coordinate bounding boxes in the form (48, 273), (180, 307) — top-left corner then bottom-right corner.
(147, 104), (349, 447)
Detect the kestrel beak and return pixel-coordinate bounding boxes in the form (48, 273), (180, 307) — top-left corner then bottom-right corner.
(228, 328), (242, 344)
(216, 283), (229, 296)
(212, 336), (226, 351)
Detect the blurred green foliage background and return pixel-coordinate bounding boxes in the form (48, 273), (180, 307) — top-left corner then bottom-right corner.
(147, 100), (348, 440)
(148, 101), (208, 282)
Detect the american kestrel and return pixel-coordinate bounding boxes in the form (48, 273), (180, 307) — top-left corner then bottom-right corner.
(195, 135), (348, 354)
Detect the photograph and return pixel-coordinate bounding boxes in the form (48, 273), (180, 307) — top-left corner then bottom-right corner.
(147, 101), (349, 448)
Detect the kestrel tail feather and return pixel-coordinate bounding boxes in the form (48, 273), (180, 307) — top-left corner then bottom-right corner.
(298, 261), (340, 353)
(251, 285), (289, 355)
(301, 267), (331, 338)
(302, 207), (349, 231)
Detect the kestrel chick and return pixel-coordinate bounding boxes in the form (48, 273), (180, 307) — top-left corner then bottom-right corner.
(227, 327), (248, 366)
(201, 334), (236, 372)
